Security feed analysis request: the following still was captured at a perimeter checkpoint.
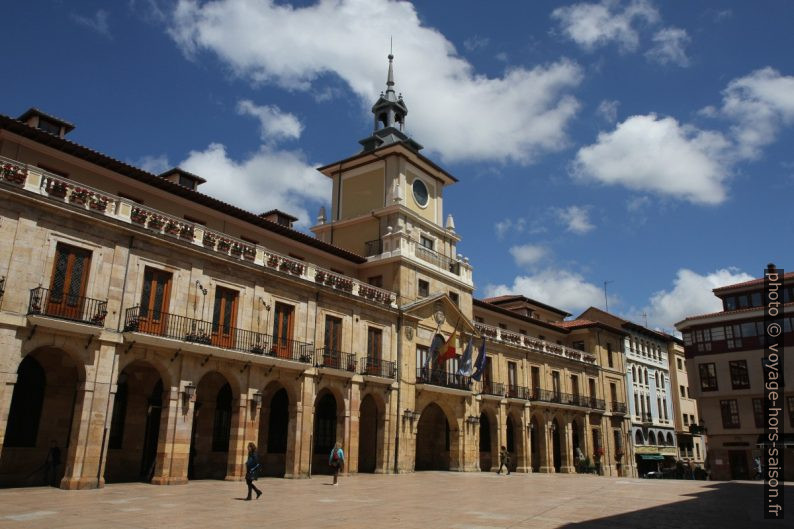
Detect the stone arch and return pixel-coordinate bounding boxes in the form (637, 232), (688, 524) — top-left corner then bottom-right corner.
(529, 414), (545, 472)
(257, 380), (293, 477)
(358, 391), (386, 473)
(505, 409), (524, 473)
(105, 359), (165, 483)
(0, 346), (81, 487)
(648, 431), (657, 445)
(116, 354), (173, 393)
(478, 406), (498, 472)
(312, 388), (345, 475)
(635, 429), (644, 445)
(415, 402), (453, 471)
(189, 370), (235, 480)
(571, 418), (584, 467)
(666, 432), (674, 446)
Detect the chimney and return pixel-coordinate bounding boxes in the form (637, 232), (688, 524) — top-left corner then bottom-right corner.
(158, 168), (206, 191)
(18, 108), (75, 139)
(260, 209), (298, 229)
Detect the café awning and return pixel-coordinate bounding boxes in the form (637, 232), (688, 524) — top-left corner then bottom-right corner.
(639, 454), (665, 461)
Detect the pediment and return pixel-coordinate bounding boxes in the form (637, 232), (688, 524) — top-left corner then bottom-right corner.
(402, 293), (477, 338)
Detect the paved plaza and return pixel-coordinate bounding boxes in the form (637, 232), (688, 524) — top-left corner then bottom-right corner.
(0, 473), (790, 529)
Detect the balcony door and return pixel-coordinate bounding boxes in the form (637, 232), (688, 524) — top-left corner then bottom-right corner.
(47, 243), (92, 320)
(367, 327), (382, 375)
(323, 316), (342, 367)
(211, 287), (238, 349)
(138, 267), (172, 335)
(507, 361), (517, 397)
(272, 302), (294, 358)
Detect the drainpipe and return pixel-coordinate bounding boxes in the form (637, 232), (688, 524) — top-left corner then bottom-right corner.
(393, 309), (403, 474)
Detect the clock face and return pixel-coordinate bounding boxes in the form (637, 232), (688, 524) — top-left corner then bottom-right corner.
(412, 178), (429, 208)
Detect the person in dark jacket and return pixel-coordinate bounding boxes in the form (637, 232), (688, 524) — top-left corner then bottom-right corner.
(497, 445), (511, 475)
(245, 442), (262, 500)
(329, 442), (345, 485)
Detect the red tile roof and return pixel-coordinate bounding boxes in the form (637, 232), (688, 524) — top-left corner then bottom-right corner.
(553, 318), (596, 328)
(713, 271), (794, 294)
(677, 301), (794, 324)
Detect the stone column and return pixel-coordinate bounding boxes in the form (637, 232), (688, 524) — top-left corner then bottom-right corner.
(345, 382), (360, 475)
(582, 413), (592, 471)
(516, 404), (531, 473)
(152, 385), (193, 485)
(61, 345), (115, 489)
(225, 394), (250, 481)
(559, 418), (575, 473)
(539, 418), (554, 473)
(293, 375), (315, 478)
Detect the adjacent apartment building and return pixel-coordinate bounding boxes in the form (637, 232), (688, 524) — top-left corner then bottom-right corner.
(666, 340), (705, 468)
(676, 270), (793, 480)
(0, 56), (634, 489)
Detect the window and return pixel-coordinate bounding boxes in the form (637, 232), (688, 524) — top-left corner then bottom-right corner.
(680, 385), (686, 397)
(531, 366), (541, 392)
(729, 360), (750, 389)
(49, 242), (92, 318)
(551, 371), (561, 399)
(449, 292), (459, 306)
(367, 327), (382, 360)
(412, 178), (429, 207)
(607, 343), (614, 368)
(677, 358), (683, 371)
(272, 302), (294, 357)
(570, 375), (579, 398)
(724, 296), (736, 311)
(590, 379), (597, 399)
(696, 444), (700, 459)
(324, 316), (342, 354)
(572, 340), (585, 352)
(416, 345), (428, 370)
(418, 279), (429, 298)
(212, 383), (232, 451)
(507, 362), (517, 391)
(610, 382), (618, 405)
(699, 363), (718, 391)
(178, 174), (196, 190)
(139, 267), (172, 327)
(38, 118), (61, 135)
(211, 287), (238, 347)
(720, 399), (740, 429)
(419, 235), (434, 250)
(753, 398), (765, 428)
(367, 275), (383, 288)
(683, 414), (689, 426)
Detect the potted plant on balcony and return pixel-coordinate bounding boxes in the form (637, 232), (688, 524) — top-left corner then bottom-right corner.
(299, 352), (313, 363)
(315, 270), (326, 282)
(2, 163), (27, 185)
(69, 188), (90, 206)
(242, 245), (256, 261)
(267, 255), (279, 268)
(148, 215), (165, 230)
(202, 232), (216, 248)
(179, 225), (194, 240)
(217, 238), (232, 253)
(250, 343), (264, 355)
(230, 242), (243, 257)
(346, 359), (356, 372)
(89, 195), (109, 212)
(164, 220), (181, 236)
(46, 180), (68, 198)
(131, 207), (148, 225)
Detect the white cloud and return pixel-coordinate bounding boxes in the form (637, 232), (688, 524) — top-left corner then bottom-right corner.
(179, 143), (330, 226)
(509, 244), (548, 267)
(629, 268), (755, 332)
(136, 154), (171, 174)
(463, 35), (489, 52)
(597, 99), (619, 123)
(551, 0), (659, 52)
(484, 268), (606, 315)
(168, 0), (583, 164)
(237, 100), (303, 143)
(645, 27), (690, 67)
(626, 195), (650, 212)
(716, 67), (794, 160)
(554, 205), (595, 234)
(71, 9), (112, 38)
(573, 114), (731, 205)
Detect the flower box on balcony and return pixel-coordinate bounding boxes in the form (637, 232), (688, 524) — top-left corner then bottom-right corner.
(280, 260), (304, 276)
(164, 221), (182, 236)
(346, 362), (356, 372)
(89, 197), (109, 212)
(69, 188), (90, 206)
(315, 270), (326, 282)
(2, 163), (27, 185)
(217, 238), (232, 252)
(46, 180), (68, 198)
(202, 232), (216, 247)
(179, 225), (194, 240)
(242, 246), (256, 261)
(267, 255), (279, 268)
(250, 344), (265, 355)
(148, 216), (165, 230)
(230, 243), (245, 257)
(131, 207), (148, 225)
(299, 353), (313, 363)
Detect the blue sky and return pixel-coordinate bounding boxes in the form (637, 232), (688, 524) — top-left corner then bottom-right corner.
(3, 1), (793, 332)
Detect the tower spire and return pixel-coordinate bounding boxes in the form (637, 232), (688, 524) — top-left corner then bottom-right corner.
(386, 52), (395, 93)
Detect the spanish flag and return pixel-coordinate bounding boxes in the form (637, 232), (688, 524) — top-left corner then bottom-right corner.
(436, 321), (459, 366)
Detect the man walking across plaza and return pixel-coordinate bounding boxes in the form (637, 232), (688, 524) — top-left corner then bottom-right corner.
(497, 445), (511, 475)
(244, 442), (262, 501)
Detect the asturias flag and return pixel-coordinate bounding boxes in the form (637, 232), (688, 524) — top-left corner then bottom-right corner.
(471, 338), (487, 381)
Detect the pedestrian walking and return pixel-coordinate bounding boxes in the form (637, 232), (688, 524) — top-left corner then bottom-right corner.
(753, 456), (763, 479)
(329, 442), (345, 485)
(244, 442), (262, 501)
(497, 445), (511, 475)
(44, 440), (61, 487)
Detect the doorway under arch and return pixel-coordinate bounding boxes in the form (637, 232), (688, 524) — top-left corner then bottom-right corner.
(312, 390), (341, 475)
(189, 372), (233, 480)
(551, 418), (562, 473)
(258, 386), (289, 477)
(358, 394), (380, 473)
(415, 403), (450, 471)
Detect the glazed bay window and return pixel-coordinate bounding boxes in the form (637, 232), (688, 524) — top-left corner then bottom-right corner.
(729, 360), (750, 390)
(720, 399), (741, 429)
(419, 235), (434, 250)
(699, 363), (718, 391)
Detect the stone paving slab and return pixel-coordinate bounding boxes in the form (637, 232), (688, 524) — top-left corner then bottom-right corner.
(0, 473), (791, 529)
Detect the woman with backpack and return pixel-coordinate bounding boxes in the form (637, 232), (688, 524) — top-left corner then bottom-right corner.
(329, 442), (345, 485)
(245, 442), (262, 500)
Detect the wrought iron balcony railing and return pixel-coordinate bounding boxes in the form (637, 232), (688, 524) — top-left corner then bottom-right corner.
(530, 388), (605, 410)
(364, 239), (383, 257)
(360, 357), (396, 378)
(474, 322), (597, 365)
(123, 306), (314, 363)
(481, 381), (505, 397)
(315, 347), (357, 372)
(611, 401), (628, 414)
(416, 367), (470, 391)
(506, 385), (531, 400)
(28, 287), (108, 326)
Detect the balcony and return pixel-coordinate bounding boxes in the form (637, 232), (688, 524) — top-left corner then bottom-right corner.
(474, 322), (597, 365)
(28, 287), (108, 326)
(364, 239), (383, 257)
(416, 367), (470, 391)
(506, 385), (531, 400)
(123, 306), (314, 364)
(531, 388), (606, 410)
(314, 347), (357, 373)
(415, 245), (461, 276)
(360, 357), (396, 379)
(0, 156), (398, 309)
(611, 401), (628, 414)
(481, 381), (505, 397)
